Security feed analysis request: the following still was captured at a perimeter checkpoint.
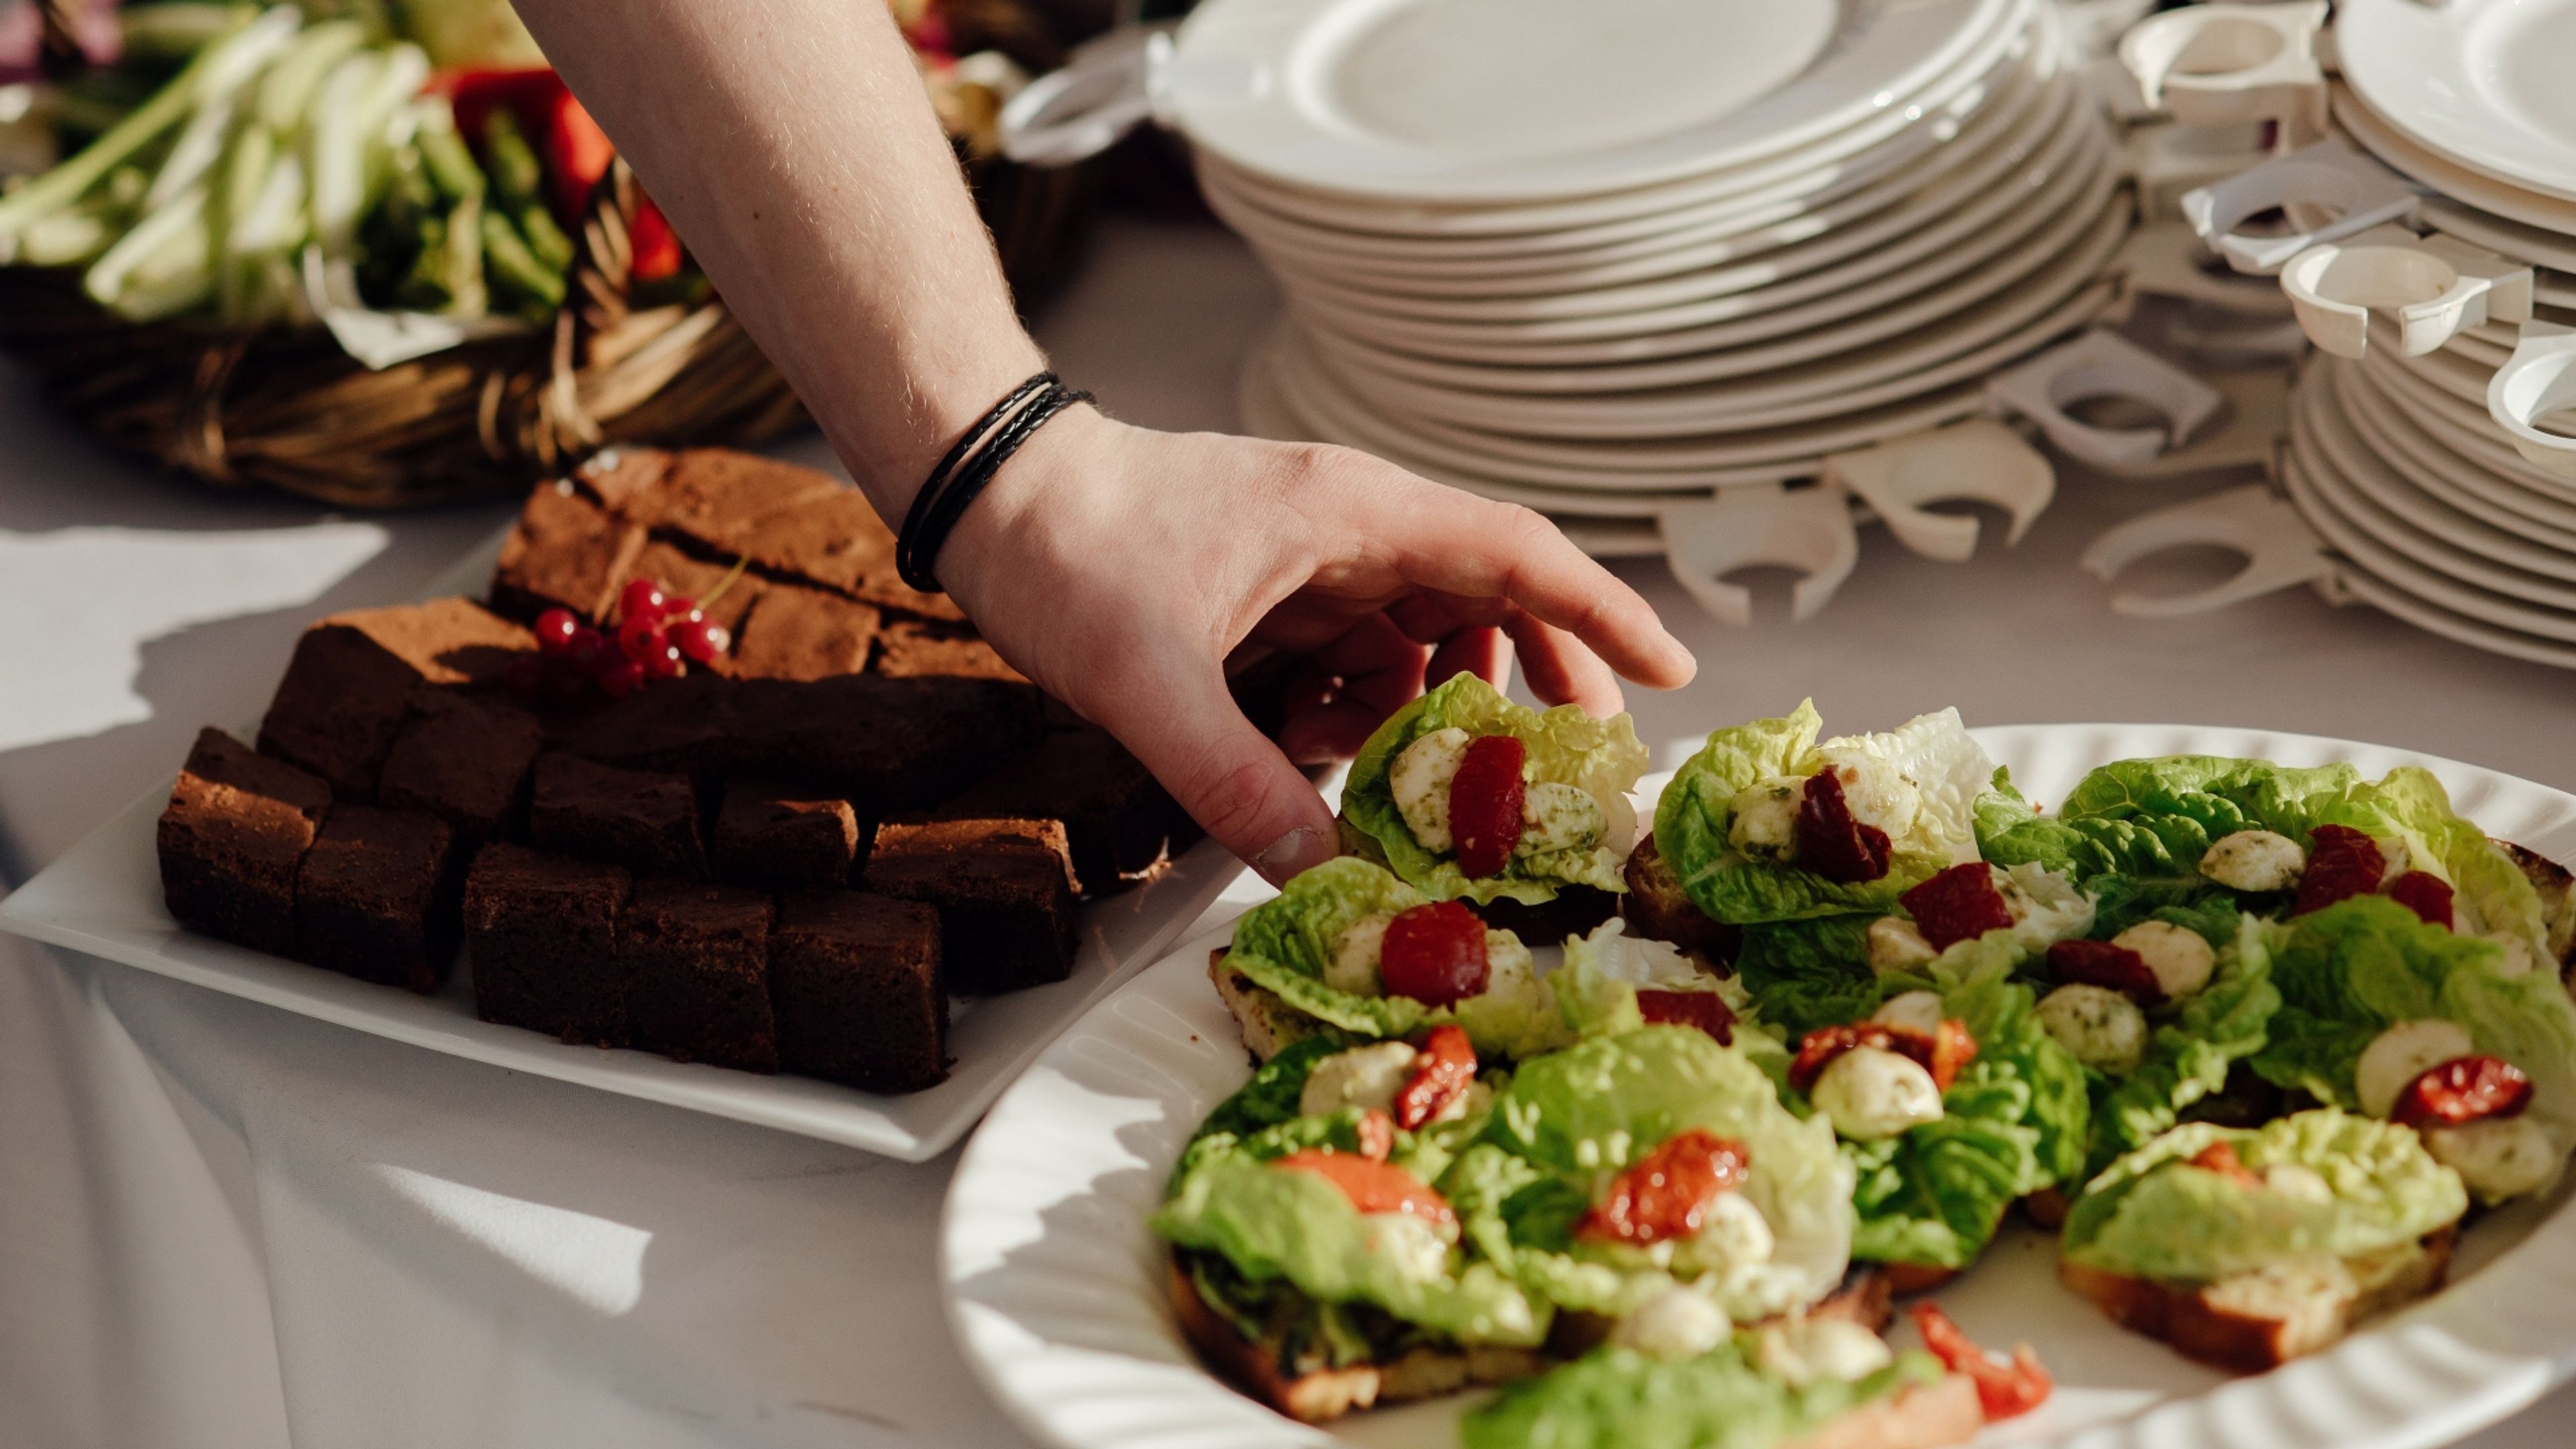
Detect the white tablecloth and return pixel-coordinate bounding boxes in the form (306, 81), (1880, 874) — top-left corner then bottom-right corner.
(3, 216), (2571, 1449)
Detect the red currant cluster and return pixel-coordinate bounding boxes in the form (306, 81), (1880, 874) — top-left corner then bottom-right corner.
(510, 578), (731, 702)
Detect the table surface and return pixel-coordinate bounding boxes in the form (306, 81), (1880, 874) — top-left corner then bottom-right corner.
(0, 213), (2569, 1449)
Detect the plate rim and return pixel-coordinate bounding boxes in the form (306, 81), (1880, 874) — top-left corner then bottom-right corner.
(2337, 0), (2576, 206)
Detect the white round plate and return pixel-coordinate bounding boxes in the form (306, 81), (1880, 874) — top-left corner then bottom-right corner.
(2333, 89), (2576, 241)
(945, 743), (2576, 1449)
(2329, 360), (2576, 544)
(2423, 200), (2576, 278)
(1169, 0), (2018, 203)
(2382, 341), (2499, 411)
(2337, 0), (2576, 204)
(2357, 351), (2576, 506)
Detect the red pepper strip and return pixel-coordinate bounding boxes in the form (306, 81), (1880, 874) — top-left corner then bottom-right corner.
(1910, 1302), (2053, 1421)
(1793, 770), (1892, 884)
(2391, 1055), (2532, 1129)
(1393, 1024), (1477, 1132)
(1574, 1130), (1751, 1246)
(1355, 1110), (1394, 1163)
(2047, 938), (2165, 1008)
(1271, 1150), (1454, 1226)
(1900, 863), (2016, 951)
(1637, 989), (1735, 1044)
(2188, 1140), (2265, 1189)
(1789, 1020), (1978, 1094)
(2294, 824), (2387, 916)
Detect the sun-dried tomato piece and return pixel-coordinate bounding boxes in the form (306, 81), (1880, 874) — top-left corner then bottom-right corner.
(1379, 902), (1491, 1006)
(2188, 1140), (2265, 1188)
(1900, 863), (2017, 951)
(1638, 989), (1736, 1044)
(1923, 1018), (1980, 1092)
(1789, 1023), (1884, 1092)
(1794, 771), (1892, 884)
(1449, 735), (1527, 879)
(1271, 1150), (1456, 1226)
(1356, 1110), (1395, 1162)
(2392, 1055), (2533, 1129)
(2047, 938), (2166, 1007)
(1574, 1130), (1750, 1245)
(1394, 1024), (1479, 1131)
(1911, 1303), (2053, 1421)
(2294, 824), (2387, 916)
(1789, 1020), (1978, 1093)
(2387, 870), (2457, 930)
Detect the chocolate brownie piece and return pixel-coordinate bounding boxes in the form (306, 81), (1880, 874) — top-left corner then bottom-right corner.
(871, 621), (1024, 682)
(729, 586), (879, 682)
(529, 753), (708, 877)
(712, 778), (865, 888)
(621, 878), (777, 1071)
(158, 727), (333, 954)
(613, 539), (767, 637)
(294, 806), (464, 992)
(258, 600), (536, 796)
(570, 445), (674, 514)
(639, 449), (843, 551)
(731, 489), (967, 622)
(770, 890), (947, 1092)
(376, 692), (545, 844)
(463, 844), (632, 1045)
(865, 818), (1078, 993)
(938, 726), (1194, 893)
(547, 670), (739, 776)
(489, 481), (647, 623)
(727, 675), (1042, 813)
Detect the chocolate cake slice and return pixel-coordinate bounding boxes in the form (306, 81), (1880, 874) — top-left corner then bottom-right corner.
(294, 805), (464, 993)
(770, 890), (947, 1093)
(489, 481), (647, 623)
(258, 599), (535, 797)
(728, 674), (1042, 814)
(729, 586), (880, 682)
(712, 778), (865, 889)
(569, 446), (674, 514)
(871, 621), (1024, 682)
(638, 448), (844, 552)
(158, 727), (333, 955)
(621, 879), (777, 1071)
(529, 753), (708, 878)
(377, 692), (545, 845)
(464, 844), (633, 1045)
(938, 725), (1194, 893)
(729, 488), (967, 622)
(865, 817), (1077, 993)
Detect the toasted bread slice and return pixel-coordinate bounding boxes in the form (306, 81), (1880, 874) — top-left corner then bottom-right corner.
(2498, 841), (2576, 979)
(1621, 836), (1742, 962)
(1784, 1373), (1982, 1449)
(1477, 886), (1619, 942)
(2060, 1226), (2456, 1373)
(1880, 1262), (1963, 1297)
(1208, 948), (1323, 1064)
(2021, 1187), (2072, 1231)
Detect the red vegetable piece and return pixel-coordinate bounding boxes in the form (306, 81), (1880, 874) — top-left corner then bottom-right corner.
(1638, 989), (1735, 1044)
(1271, 1150), (1454, 1226)
(2387, 870), (2456, 930)
(1448, 735), (1528, 879)
(1355, 1110), (1395, 1163)
(2294, 824), (2386, 916)
(1379, 902), (1491, 1007)
(1794, 771), (1892, 884)
(2188, 1140), (2265, 1189)
(1394, 1024), (1479, 1132)
(1900, 863), (2017, 951)
(629, 193), (684, 282)
(1790, 1020), (1978, 1094)
(2046, 938), (2166, 1008)
(1923, 1018), (1980, 1093)
(2392, 1055), (2533, 1129)
(1910, 1303), (2053, 1422)
(1575, 1130), (1750, 1246)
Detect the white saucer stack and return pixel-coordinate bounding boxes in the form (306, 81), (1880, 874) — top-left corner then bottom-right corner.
(1177, 0), (2129, 527)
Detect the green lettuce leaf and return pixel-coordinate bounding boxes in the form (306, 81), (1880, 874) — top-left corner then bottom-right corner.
(2087, 906), (2280, 1175)
(1462, 1340), (1945, 1449)
(2062, 1109), (2469, 1282)
(1342, 672), (1648, 905)
(1556, 918), (1760, 1046)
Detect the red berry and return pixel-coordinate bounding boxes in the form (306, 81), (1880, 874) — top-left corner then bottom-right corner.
(2293, 824), (2385, 915)
(661, 594), (697, 621)
(1900, 863), (2016, 951)
(533, 608), (581, 653)
(618, 578), (668, 624)
(669, 616), (728, 663)
(564, 625), (608, 671)
(618, 614), (667, 663)
(596, 658), (646, 698)
(1379, 901), (1490, 1006)
(641, 637), (687, 680)
(544, 659), (596, 708)
(1448, 735), (1528, 879)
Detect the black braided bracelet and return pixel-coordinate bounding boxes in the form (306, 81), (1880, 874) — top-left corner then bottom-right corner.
(895, 370), (1093, 593)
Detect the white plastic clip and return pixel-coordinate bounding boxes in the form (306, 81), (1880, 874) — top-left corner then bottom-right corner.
(1986, 330), (2226, 470)
(2279, 225), (2535, 360)
(2092, 370), (2292, 480)
(2114, 221), (2294, 317)
(1820, 419), (2054, 563)
(2080, 483), (2334, 616)
(2119, 3), (2328, 138)
(2488, 321), (2576, 481)
(2180, 138), (2421, 276)
(1658, 486), (1858, 627)
(1001, 27), (1173, 167)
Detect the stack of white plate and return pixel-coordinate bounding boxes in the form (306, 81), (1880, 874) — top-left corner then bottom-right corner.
(1181, 0), (2131, 519)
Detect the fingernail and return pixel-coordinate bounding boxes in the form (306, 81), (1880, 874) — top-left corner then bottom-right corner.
(1252, 826), (1331, 886)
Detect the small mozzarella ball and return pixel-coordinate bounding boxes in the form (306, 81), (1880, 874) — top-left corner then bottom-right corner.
(2038, 985), (2149, 1074)
(1364, 1210), (1454, 1281)
(1611, 1287), (1731, 1360)
(1485, 930), (1536, 996)
(1815, 748), (1921, 840)
(1327, 914), (1393, 996)
(1518, 781), (1605, 857)
(2355, 1018), (2478, 1118)
(1866, 916), (1937, 976)
(1297, 1041), (1420, 1120)
(1693, 1190), (1776, 1269)
(1729, 778), (1803, 862)
(2263, 1164), (2334, 1205)
(1813, 1046), (1946, 1140)
(2114, 920), (2218, 999)
(1391, 728), (1472, 852)
(2424, 1117), (2561, 1201)
(1871, 989), (1947, 1036)
(2200, 829), (2307, 892)
(1758, 1317), (1895, 1387)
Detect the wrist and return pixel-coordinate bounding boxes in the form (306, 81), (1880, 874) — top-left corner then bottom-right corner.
(931, 400), (1118, 617)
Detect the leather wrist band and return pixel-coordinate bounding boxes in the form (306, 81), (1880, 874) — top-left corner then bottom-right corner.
(895, 370), (1093, 594)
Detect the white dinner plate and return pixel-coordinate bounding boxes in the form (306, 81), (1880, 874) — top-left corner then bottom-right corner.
(2422, 199), (2576, 278)
(0, 525), (1248, 1162)
(2330, 360), (2576, 545)
(1169, 0), (2019, 203)
(945, 737), (2576, 1449)
(2337, 0), (2576, 204)
(2357, 351), (2576, 507)
(2333, 88), (2576, 241)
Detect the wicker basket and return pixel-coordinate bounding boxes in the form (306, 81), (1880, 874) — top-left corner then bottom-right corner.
(0, 4), (1100, 511)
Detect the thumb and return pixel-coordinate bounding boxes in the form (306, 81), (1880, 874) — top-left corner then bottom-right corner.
(1091, 661), (1340, 886)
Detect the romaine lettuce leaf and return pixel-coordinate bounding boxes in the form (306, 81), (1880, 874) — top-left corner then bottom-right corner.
(1461, 1340), (1945, 1449)
(1342, 672), (1648, 905)
(2087, 906), (2279, 1175)
(1556, 918), (1760, 1049)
